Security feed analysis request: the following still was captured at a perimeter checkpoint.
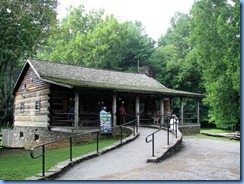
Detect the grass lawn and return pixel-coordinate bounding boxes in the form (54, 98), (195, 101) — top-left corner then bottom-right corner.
(200, 128), (236, 134)
(195, 128), (239, 142)
(0, 138), (119, 180)
(193, 133), (239, 142)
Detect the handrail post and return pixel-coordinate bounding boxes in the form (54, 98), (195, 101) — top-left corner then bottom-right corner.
(120, 126), (123, 143)
(133, 121), (135, 136)
(42, 145), (45, 177)
(175, 122), (178, 138)
(167, 120), (170, 146)
(70, 137), (72, 161)
(136, 117), (138, 133)
(152, 134), (155, 157)
(96, 131), (99, 153)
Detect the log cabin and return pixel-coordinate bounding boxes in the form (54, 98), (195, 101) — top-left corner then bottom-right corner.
(3, 60), (204, 148)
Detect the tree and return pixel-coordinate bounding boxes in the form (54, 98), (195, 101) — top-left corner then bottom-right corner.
(153, 12), (203, 92)
(190, 0), (240, 129)
(37, 5), (105, 65)
(0, 0), (58, 125)
(37, 5), (155, 71)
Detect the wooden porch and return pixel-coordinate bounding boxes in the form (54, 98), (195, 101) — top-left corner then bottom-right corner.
(49, 84), (201, 129)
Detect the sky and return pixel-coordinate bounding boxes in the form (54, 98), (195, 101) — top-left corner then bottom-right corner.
(57, 0), (195, 41)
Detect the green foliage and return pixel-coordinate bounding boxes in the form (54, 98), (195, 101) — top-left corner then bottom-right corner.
(151, 0), (240, 129)
(0, 0), (57, 62)
(0, 0), (58, 125)
(190, 0), (240, 128)
(150, 12), (204, 117)
(152, 12), (203, 92)
(1, 1), (238, 130)
(37, 5), (155, 71)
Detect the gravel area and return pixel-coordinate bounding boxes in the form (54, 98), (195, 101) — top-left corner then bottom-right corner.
(57, 128), (240, 181)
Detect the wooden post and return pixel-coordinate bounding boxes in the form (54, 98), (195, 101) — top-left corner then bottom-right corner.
(196, 98), (200, 124)
(170, 98), (173, 115)
(180, 97), (184, 124)
(135, 95), (140, 125)
(112, 94), (117, 126)
(160, 96), (164, 124)
(74, 91), (79, 129)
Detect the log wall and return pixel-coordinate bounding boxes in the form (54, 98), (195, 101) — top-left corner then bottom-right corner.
(14, 66), (50, 127)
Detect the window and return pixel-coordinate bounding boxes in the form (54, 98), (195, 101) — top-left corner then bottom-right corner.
(35, 99), (40, 110)
(20, 132), (24, 138)
(22, 83), (26, 90)
(20, 102), (24, 113)
(34, 134), (39, 141)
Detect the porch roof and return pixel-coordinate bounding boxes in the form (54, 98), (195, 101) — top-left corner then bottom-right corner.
(16, 60), (204, 98)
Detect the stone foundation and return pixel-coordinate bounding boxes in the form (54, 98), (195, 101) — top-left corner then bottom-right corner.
(2, 126), (71, 149)
(178, 124), (200, 135)
(2, 126), (133, 149)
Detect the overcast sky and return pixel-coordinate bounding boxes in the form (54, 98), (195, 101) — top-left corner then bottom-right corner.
(57, 0), (195, 41)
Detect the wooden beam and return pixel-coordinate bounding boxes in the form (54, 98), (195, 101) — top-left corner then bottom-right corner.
(112, 94), (117, 126)
(74, 91), (79, 128)
(135, 95), (140, 125)
(160, 96), (164, 124)
(196, 98), (200, 124)
(180, 97), (184, 124)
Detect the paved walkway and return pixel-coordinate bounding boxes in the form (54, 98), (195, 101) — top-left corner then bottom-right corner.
(57, 127), (177, 180)
(56, 127), (240, 180)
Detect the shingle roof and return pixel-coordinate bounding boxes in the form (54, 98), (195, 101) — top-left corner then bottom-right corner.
(17, 60), (204, 98)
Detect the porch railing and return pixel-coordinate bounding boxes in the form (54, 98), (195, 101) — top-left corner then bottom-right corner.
(174, 112), (198, 123)
(51, 112), (100, 127)
(30, 117), (137, 177)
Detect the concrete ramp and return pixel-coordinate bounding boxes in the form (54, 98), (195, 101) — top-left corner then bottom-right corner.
(56, 127), (180, 180)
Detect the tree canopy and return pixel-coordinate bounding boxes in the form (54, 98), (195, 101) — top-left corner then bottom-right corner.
(152, 0), (240, 128)
(37, 5), (155, 71)
(190, 0), (240, 128)
(0, 1), (240, 129)
(0, 0), (58, 124)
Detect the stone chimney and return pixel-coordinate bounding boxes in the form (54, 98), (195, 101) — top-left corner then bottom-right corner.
(138, 66), (154, 78)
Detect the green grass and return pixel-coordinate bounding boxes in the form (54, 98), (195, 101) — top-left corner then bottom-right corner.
(192, 133), (240, 142)
(200, 128), (235, 134)
(0, 138), (119, 180)
(0, 128), (2, 146)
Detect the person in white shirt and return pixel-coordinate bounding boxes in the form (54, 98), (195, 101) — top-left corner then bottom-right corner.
(100, 107), (109, 115)
(170, 114), (179, 132)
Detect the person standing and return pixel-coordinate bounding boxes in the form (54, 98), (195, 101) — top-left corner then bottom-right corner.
(119, 103), (126, 124)
(170, 114), (179, 132)
(100, 107), (109, 115)
(100, 106), (111, 134)
(68, 106), (75, 126)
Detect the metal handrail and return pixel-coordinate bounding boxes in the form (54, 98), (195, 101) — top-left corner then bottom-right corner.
(30, 116), (137, 177)
(145, 128), (163, 157)
(145, 115), (179, 157)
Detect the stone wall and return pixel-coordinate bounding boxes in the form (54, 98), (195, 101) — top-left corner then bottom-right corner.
(2, 126), (71, 149)
(178, 124), (200, 135)
(2, 126), (133, 149)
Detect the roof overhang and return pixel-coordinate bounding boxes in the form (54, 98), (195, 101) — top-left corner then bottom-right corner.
(13, 60), (205, 99)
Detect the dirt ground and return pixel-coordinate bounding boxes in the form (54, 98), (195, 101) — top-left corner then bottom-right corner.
(0, 147), (29, 157)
